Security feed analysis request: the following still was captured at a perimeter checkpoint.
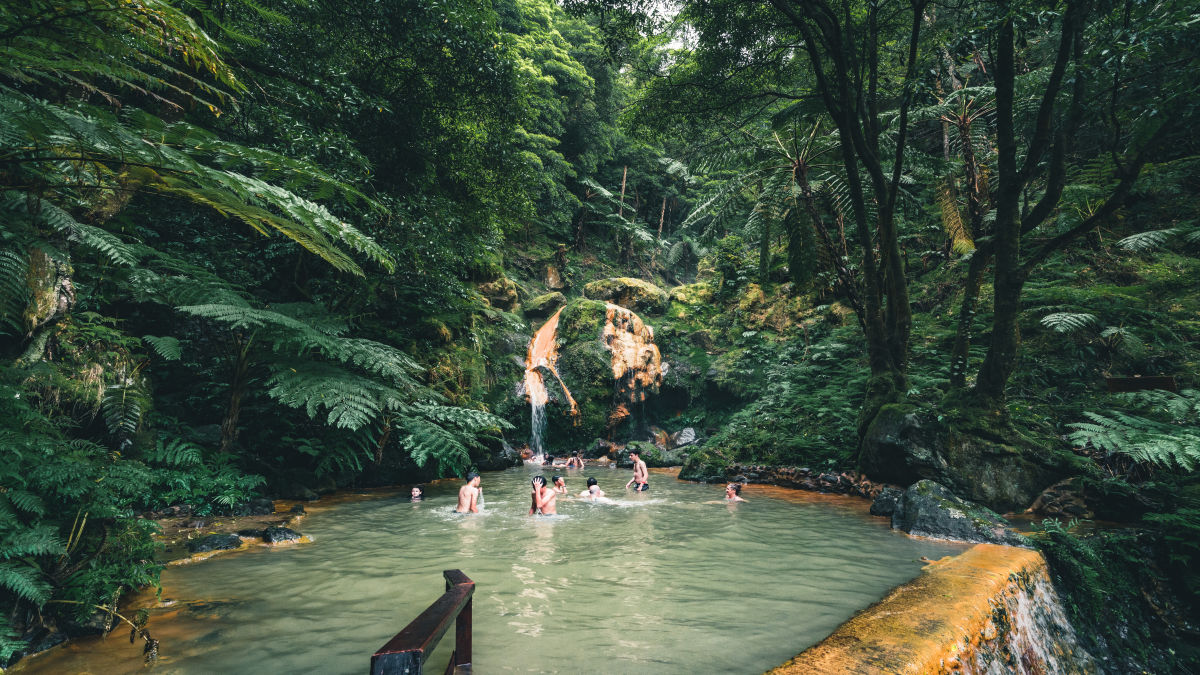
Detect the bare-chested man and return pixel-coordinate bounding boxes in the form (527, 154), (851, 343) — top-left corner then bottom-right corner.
(528, 475), (558, 515)
(625, 449), (648, 491)
(455, 472), (481, 513)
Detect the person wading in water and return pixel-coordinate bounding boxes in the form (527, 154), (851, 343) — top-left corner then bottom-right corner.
(625, 449), (648, 491)
(455, 472), (481, 513)
(528, 475), (558, 515)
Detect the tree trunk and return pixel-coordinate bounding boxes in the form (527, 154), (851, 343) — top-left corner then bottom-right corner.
(948, 250), (990, 388)
(758, 205), (771, 284)
(218, 333), (252, 454)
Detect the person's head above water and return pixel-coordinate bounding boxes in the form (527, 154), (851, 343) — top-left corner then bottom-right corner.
(532, 475), (546, 488)
(628, 448), (639, 458)
(466, 471), (479, 485)
(411, 485), (423, 497)
(587, 477), (598, 487)
(726, 483), (742, 495)
(552, 475), (564, 485)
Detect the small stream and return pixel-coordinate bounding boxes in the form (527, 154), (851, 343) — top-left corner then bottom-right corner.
(19, 466), (966, 674)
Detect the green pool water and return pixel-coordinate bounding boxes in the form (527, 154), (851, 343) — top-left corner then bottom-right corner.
(21, 465), (967, 674)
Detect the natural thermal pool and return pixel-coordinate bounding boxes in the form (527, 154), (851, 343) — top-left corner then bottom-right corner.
(17, 466), (967, 674)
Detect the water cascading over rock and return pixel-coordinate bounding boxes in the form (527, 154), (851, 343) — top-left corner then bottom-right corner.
(602, 303), (663, 429)
(524, 307), (578, 456)
(522, 299), (665, 449)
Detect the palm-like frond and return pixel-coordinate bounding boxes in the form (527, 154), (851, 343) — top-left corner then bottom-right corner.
(1040, 312), (1098, 334)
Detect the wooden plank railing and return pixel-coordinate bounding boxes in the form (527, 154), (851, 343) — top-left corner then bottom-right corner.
(370, 570), (474, 675)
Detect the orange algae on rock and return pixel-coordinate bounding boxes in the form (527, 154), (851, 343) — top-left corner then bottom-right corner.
(602, 303), (662, 404)
(524, 307), (579, 417)
(769, 544), (1097, 675)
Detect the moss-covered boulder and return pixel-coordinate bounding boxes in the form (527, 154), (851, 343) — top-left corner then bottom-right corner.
(891, 480), (1031, 546)
(524, 292), (566, 319)
(478, 276), (518, 311)
(860, 404), (1085, 512)
(622, 439), (687, 468)
(583, 277), (669, 314)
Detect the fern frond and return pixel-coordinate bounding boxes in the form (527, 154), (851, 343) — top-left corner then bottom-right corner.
(0, 562), (51, 605)
(1040, 312), (1098, 334)
(399, 418), (473, 475)
(0, 249), (28, 335)
(141, 335), (181, 360)
(143, 438), (202, 467)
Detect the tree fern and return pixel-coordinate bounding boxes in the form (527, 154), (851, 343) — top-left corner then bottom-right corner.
(399, 418), (474, 476)
(266, 362), (408, 430)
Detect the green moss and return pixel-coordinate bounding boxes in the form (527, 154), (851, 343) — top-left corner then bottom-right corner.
(524, 291), (565, 318)
(582, 277), (669, 313)
(556, 298), (608, 345)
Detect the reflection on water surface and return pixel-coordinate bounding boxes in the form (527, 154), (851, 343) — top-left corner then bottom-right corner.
(18, 466), (966, 674)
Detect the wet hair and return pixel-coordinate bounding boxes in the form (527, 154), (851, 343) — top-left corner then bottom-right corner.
(465, 471), (479, 483)
(627, 448), (639, 457)
(531, 476), (546, 488)
(552, 475), (564, 484)
(412, 485), (423, 494)
(587, 477), (598, 487)
(727, 483), (742, 495)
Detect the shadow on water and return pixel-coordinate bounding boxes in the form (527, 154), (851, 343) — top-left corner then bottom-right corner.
(15, 466), (968, 674)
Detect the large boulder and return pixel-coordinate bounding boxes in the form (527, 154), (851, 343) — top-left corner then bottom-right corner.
(670, 427), (699, 449)
(187, 534), (243, 553)
(583, 277), (669, 314)
(860, 404), (1083, 512)
(231, 497), (274, 516)
(478, 276), (519, 311)
(262, 526), (303, 544)
(623, 440), (687, 468)
(891, 480), (1030, 547)
(524, 291), (566, 319)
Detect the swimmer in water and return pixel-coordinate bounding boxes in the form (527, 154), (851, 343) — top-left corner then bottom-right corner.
(455, 472), (481, 513)
(579, 476), (605, 499)
(528, 475), (558, 515)
(565, 452), (584, 469)
(725, 483), (747, 502)
(552, 475), (568, 495)
(625, 448), (648, 491)
(411, 485), (423, 501)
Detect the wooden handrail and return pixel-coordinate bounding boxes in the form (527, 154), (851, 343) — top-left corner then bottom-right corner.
(371, 570), (475, 675)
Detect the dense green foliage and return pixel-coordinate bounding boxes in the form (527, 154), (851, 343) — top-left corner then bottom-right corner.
(2, 0), (1198, 668)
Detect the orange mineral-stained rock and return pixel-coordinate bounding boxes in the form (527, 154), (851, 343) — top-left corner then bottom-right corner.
(769, 544), (1098, 675)
(524, 307), (578, 417)
(602, 303), (662, 404)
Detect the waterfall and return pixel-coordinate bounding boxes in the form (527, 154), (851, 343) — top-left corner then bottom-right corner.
(524, 307), (577, 459)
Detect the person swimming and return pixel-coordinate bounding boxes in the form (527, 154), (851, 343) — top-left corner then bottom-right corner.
(725, 483), (747, 502)
(528, 475), (558, 515)
(411, 485), (423, 501)
(579, 476), (605, 499)
(552, 475), (568, 495)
